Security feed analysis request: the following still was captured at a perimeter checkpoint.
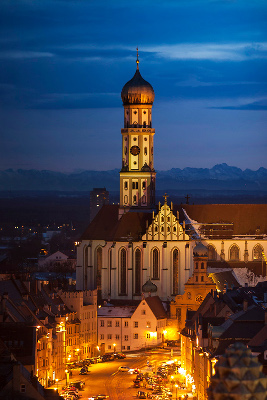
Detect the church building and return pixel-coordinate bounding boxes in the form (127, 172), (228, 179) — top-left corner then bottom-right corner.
(76, 52), (267, 303)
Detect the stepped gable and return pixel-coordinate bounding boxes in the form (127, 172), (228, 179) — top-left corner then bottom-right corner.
(176, 204), (267, 236)
(208, 342), (267, 400)
(80, 204), (153, 241)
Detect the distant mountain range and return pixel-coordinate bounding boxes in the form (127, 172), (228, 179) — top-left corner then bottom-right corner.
(0, 163), (267, 192)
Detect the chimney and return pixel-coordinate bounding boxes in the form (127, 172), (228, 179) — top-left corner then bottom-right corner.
(243, 299), (248, 312)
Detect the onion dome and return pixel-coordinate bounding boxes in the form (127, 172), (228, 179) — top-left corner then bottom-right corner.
(193, 242), (208, 257)
(121, 49), (155, 105)
(208, 342), (267, 400)
(142, 279), (157, 293)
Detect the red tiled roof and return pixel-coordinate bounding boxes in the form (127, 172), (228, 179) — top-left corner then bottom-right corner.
(247, 325), (267, 347)
(177, 204), (267, 235)
(145, 296), (167, 319)
(80, 205), (152, 241)
(80, 203), (267, 241)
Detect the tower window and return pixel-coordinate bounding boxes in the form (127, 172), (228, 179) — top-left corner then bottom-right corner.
(142, 181), (146, 190)
(133, 195), (137, 204)
(133, 161), (137, 165)
(143, 111), (146, 114)
(201, 262), (204, 269)
(124, 181), (128, 190)
(133, 137), (137, 141)
(144, 137), (147, 141)
(132, 182), (138, 190)
(144, 147), (147, 156)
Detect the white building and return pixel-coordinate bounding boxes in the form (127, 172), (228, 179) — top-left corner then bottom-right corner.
(76, 55), (267, 303)
(98, 296), (167, 353)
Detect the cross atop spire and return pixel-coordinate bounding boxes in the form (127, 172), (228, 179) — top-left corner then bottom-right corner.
(163, 193), (169, 204)
(136, 46), (139, 70)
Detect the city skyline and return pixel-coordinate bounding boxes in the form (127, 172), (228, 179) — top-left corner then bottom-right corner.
(0, 0), (266, 172)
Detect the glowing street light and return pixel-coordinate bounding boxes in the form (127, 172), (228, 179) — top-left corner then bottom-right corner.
(65, 369), (69, 386)
(175, 383), (178, 400)
(113, 343), (116, 354)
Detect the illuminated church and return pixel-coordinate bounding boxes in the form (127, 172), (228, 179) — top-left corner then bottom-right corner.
(76, 52), (267, 302)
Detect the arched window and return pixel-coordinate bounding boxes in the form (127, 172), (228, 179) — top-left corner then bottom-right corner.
(208, 245), (216, 260)
(96, 247), (102, 290)
(230, 245), (240, 261)
(172, 249), (179, 295)
(135, 249), (141, 294)
(120, 248), (127, 295)
(253, 244), (264, 260)
(152, 248), (159, 279)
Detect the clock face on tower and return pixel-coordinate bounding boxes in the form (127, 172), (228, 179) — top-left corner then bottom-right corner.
(130, 145), (140, 156)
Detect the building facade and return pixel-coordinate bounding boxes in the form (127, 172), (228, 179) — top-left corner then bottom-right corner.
(76, 57), (267, 304)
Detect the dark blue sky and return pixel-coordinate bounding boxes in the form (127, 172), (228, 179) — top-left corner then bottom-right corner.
(0, 0), (266, 172)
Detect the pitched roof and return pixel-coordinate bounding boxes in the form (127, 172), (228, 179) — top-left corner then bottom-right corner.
(145, 296), (167, 319)
(247, 324), (267, 347)
(98, 306), (136, 318)
(176, 204), (267, 236)
(80, 204), (153, 241)
(208, 270), (240, 292)
(80, 203), (267, 242)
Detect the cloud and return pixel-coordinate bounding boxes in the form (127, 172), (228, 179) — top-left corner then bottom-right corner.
(209, 99), (267, 110)
(142, 42), (267, 62)
(55, 42), (267, 63)
(28, 92), (121, 109)
(0, 51), (54, 59)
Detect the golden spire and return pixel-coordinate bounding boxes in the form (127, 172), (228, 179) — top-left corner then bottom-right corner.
(163, 193), (169, 204)
(136, 46), (139, 70)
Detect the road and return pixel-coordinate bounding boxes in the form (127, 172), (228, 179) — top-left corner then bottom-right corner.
(64, 348), (182, 400)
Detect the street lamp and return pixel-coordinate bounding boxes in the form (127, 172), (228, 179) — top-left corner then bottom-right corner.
(65, 369), (69, 386)
(175, 383), (178, 400)
(76, 348), (80, 362)
(113, 343), (116, 354)
(55, 378), (59, 392)
(171, 375), (174, 393)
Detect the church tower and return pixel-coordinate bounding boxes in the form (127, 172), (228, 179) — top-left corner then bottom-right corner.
(120, 49), (156, 209)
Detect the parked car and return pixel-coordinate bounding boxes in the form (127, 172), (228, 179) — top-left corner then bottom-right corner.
(113, 352), (126, 359)
(118, 366), (129, 372)
(137, 391), (147, 399)
(101, 354), (114, 362)
(69, 380), (85, 390)
(133, 380), (141, 388)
